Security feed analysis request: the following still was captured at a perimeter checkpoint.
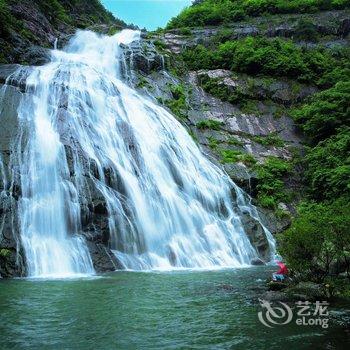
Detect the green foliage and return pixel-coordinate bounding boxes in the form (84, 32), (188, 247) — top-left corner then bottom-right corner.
(292, 81), (350, 144)
(199, 75), (242, 104)
(220, 149), (257, 166)
(136, 76), (151, 89)
(304, 128), (350, 200)
(0, 248), (11, 258)
(167, 0), (350, 29)
(179, 27), (192, 36)
(278, 199), (350, 282)
(252, 133), (285, 147)
(208, 136), (219, 149)
(108, 26), (120, 36)
(255, 157), (292, 209)
(196, 119), (223, 130)
(227, 137), (244, 146)
(213, 28), (234, 44)
(183, 37), (347, 85)
(36, 0), (70, 24)
(294, 18), (319, 41)
(0, 0), (31, 40)
(154, 39), (167, 50)
(164, 84), (188, 119)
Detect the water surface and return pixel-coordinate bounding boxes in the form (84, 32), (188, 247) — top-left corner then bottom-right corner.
(0, 268), (348, 349)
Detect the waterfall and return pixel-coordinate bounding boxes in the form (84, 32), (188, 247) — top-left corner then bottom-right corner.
(5, 29), (275, 276)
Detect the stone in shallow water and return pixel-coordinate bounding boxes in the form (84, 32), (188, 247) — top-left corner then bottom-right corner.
(251, 258), (265, 266)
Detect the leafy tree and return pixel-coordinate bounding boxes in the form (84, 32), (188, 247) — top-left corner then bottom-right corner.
(304, 128), (350, 200)
(292, 81), (350, 143)
(278, 199), (350, 282)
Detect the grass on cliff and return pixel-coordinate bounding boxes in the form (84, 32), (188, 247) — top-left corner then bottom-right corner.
(162, 83), (189, 120)
(196, 119), (223, 130)
(167, 0), (350, 29)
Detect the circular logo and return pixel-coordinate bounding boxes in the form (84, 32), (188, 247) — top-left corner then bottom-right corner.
(258, 298), (293, 328)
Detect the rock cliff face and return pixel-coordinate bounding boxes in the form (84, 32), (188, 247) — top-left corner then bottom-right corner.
(1, 3), (348, 277)
(0, 0), (127, 65)
(0, 0), (127, 277)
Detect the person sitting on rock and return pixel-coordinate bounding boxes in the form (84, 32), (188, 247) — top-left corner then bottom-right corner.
(272, 261), (288, 282)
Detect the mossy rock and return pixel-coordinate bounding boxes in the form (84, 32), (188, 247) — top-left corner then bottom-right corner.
(285, 282), (329, 301)
(268, 280), (289, 291)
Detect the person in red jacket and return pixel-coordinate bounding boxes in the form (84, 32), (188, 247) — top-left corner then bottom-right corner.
(272, 261), (288, 282)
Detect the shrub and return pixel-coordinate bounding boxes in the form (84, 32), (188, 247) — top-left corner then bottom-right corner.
(292, 81), (350, 144)
(164, 84), (188, 119)
(220, 149), (256, 165)
(304, 128), (350, 200)
(182, 36), (346, 85)
(255, 157), (292, 209)
(294, 18), (319, 41)
(196, 119), (223, 130)
(179, 27), (192, 36)
(252, 133), (285, 147)
(199, 75), (242, 104)
(278, 198), (350, 282)
(154, 39), (167, 50)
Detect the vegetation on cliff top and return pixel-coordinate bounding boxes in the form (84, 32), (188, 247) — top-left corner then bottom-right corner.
(167, 0), (350, 28)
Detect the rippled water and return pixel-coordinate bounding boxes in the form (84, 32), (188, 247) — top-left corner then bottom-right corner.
(0, 268), (348, 349)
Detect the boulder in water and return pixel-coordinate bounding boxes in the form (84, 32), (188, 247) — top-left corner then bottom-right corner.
(251, 258), (265, 266)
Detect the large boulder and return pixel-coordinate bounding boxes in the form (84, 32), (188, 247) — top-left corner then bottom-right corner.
(86, 241), (123, 273)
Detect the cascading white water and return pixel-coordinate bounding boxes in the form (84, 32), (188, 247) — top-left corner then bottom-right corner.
(9, 29), (275, 276)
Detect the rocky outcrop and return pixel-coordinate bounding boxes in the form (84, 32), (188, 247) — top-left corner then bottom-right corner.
(124, 40), (167, 75)
(240, 211), (271, 262)
(0, 82), (26, 278)
(0, 65), (125, 277)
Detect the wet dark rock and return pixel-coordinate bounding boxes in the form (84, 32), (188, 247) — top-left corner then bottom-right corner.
(267, 281), (288, 291)
(260, 291), (289, 302)
(251, 258), (265, 266)
(224, 163), (258, 196)
(241, 212), (270, 262)
(0, 206), (26, 278)
(285, 282), (329, 301)
(20, 46), (50, 66)
(258, 207), (292, 235)
(0, 65), (34, 91)
(338, 18), (350, 37)
(123, 41), (166, 74)
(0, 84), (22, 153)
(86, 241), (123, 273)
